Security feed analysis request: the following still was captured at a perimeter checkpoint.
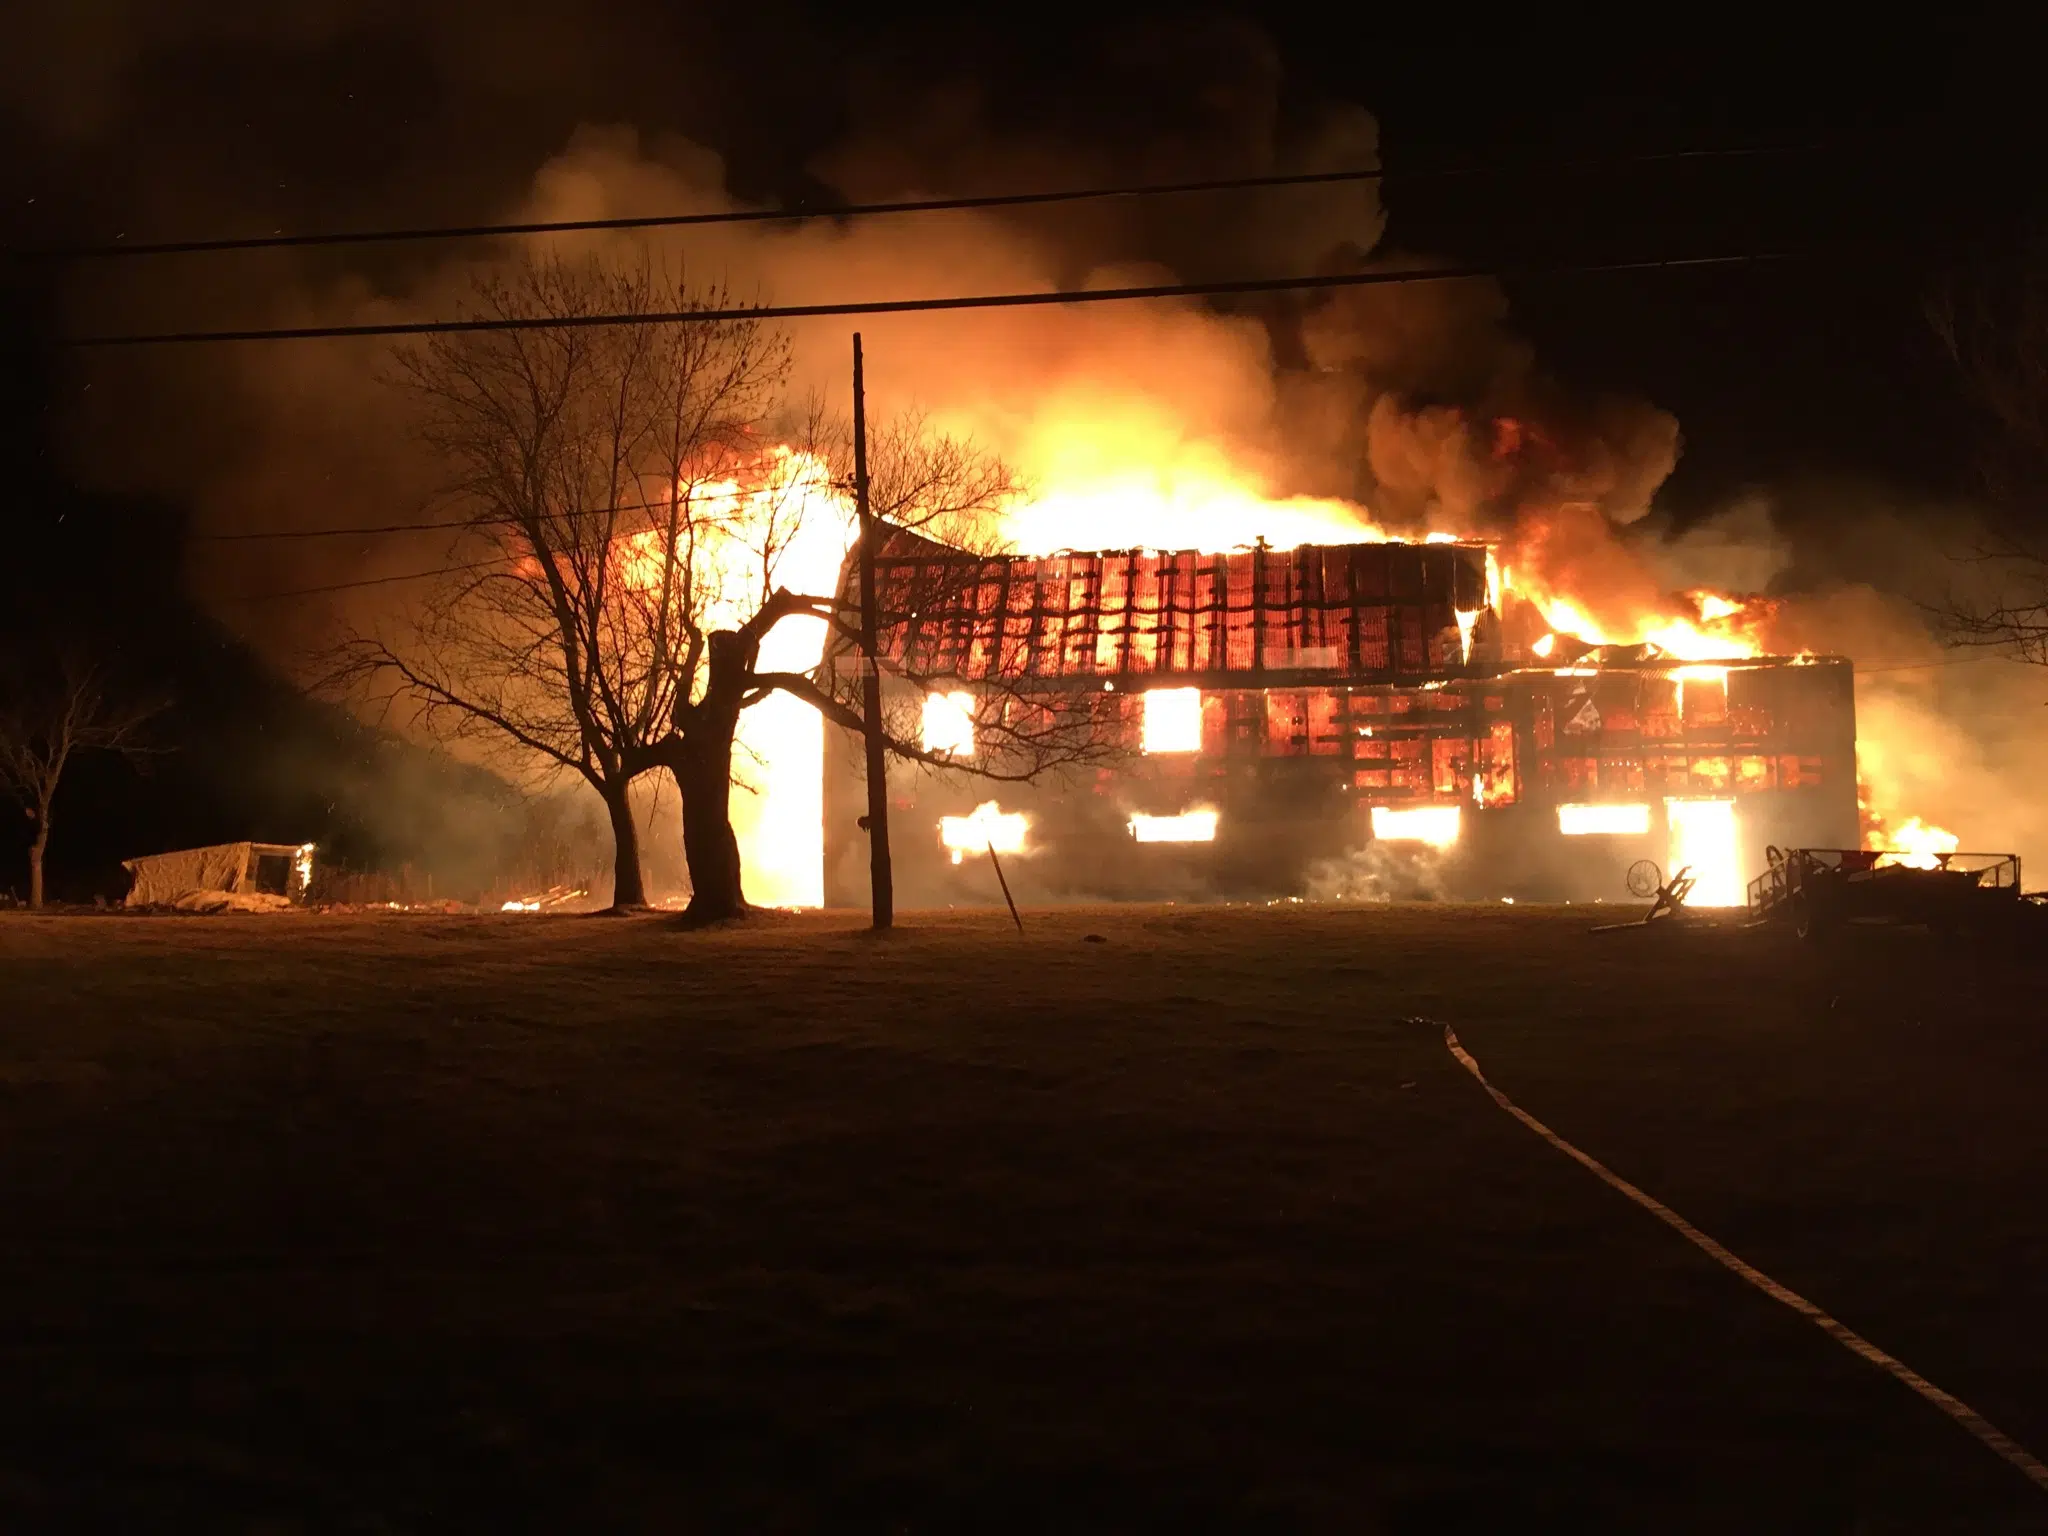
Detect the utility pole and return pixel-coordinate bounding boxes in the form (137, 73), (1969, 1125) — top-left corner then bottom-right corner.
(853, 333), (894, 930)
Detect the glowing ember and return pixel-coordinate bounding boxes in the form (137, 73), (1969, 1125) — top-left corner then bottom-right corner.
(1141, 688), (1204, 754)
(1557, 803), (1652, 837)
(1130, 809), (1219, 843)
(1665, 798), (1743, 906)
(1371, 805), (1462, 847)
(921, 691), (976, 757)
(939, 802), (1029, 864)
(1530, 633), (1557, 659)
(1875, 816), (1961, 871)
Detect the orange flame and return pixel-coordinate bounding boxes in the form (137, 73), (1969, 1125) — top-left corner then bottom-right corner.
(1866, 811), (1962, 871)
(1519, 585), (1774, 662)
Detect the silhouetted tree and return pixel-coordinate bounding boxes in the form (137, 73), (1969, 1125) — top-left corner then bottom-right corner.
(342, 253), (1115, 922)
(0, 647), (162, 908)
(336, 255), (789, 908)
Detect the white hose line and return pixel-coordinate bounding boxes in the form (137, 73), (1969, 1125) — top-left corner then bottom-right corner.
(1435, 1019), (2048, 1495)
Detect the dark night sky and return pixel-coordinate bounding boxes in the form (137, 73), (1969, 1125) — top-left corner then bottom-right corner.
(5, 12), (2039, 505)
(1, 7), (2041, 895)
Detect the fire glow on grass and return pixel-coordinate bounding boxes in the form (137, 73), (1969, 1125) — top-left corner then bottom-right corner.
(1130, 808), (1219, 843)
(940, 802), (1029, 863)
(1665, 798), (1743, 906)
(1371, 805), (1462, 847)
(1557, 803), (1652, 837)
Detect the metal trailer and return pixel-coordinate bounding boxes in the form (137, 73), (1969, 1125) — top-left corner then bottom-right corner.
(1746, 846), (2033, 940)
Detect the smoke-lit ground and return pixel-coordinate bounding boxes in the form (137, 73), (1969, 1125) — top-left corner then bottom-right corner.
(3, 904), (2045, 1528)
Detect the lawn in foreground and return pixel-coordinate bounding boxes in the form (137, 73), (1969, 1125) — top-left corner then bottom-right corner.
(0, 904), (2043, 1530)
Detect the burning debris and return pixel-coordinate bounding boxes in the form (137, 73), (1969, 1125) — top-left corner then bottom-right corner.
(498, 886), (593, 914)
(1862, 799), (1964, 872)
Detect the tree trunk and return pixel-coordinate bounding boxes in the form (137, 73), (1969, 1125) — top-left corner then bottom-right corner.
(678, 726), (746, 923)
(603, 783), (647, 910)
(671, 630), (752, 924)
(27, 826), (47, 911)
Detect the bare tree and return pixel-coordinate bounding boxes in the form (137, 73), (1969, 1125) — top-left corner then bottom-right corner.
(335, 254), (790, 908)
(1928, 246), (2048, 661)
(0, 648), (161, 909)
(340, 251), (1116, 920)
(637, 402), (1116, 922)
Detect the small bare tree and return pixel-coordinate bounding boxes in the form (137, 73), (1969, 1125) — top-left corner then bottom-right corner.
(1929, 246), (2048, 661)
(336, 254), (791, 908)
(0, 649), (162, 909)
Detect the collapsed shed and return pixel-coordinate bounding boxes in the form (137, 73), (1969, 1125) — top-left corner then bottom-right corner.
(122, 841), (316, 909)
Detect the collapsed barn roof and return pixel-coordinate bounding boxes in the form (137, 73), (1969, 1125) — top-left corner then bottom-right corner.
(828, 528), (1499, 688)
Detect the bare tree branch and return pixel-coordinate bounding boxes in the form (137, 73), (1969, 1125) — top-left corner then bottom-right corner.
(1928, 242), (2048, 662)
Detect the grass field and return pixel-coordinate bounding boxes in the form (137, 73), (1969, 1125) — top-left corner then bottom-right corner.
(1, 904), (2044, 1531)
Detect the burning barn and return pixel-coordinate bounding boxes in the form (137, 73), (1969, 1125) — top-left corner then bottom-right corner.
(821, 532), (1857, 906)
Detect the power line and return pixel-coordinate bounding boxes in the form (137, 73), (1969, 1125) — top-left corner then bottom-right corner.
(193, 481), (841, 543)
(1855, 654), (2019, 674)
(217, 554), (506, 602)
(29, 146), (1815, 264)
(67, 248), (1805, 349)
(209, 483), (796, 588)
(196, 516), (476, 542)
